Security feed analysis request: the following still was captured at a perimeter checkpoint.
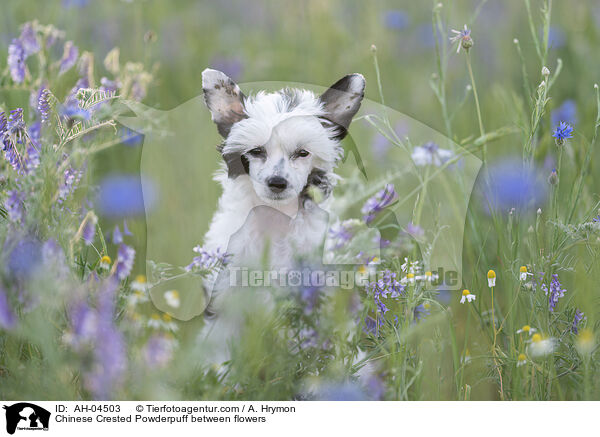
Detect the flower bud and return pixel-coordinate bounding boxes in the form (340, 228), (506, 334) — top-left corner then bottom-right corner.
(547, 168), (558, 186)
(542, 66), (550, 76)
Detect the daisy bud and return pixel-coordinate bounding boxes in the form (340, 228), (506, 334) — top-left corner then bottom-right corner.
(487, 270), (496, 287)
(541, 66), (550, 77)
(370, 44), (377, 53)
(513, 38), (519, 44)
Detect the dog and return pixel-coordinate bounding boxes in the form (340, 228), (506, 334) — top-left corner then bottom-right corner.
(200, 68), (365, 315)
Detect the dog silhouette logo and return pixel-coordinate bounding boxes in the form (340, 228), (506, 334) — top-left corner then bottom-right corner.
(3, 403), (50, 434)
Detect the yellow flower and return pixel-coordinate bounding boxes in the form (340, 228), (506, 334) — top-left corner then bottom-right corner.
(519, 266), (528, 281)
(576, 328), (595, 356)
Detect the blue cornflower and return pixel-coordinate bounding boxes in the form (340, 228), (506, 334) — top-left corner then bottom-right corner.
(361, 184), (397, 224)
(97, 174), (156, 218)
(551, 100), (577, 127)
(382, 10), (409, 30)
(7, 39), (26, 83)
(450, 24), (473, 53)
(115, 244), (135, 280)
(552, 121), (573, 145)
(59, 41), (79, 75)
(571, 309), (585, 334)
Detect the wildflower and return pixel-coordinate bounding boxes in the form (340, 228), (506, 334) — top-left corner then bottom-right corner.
(405, 222), (425, 239)
(406, 273), (415, 284)
(99, 255), (111, 270)
(0, 288), (16, 330)
(547, 168), (558, 185)
(314, 382), (367, 401)
(461, 349), (471, 365)
(4, 190), (25, 223)
(460, 289), (476, 304)
(209, 55), (244, 82)
(38, 89), (51, 123)
(58, 166), (83, 203)
(115, 244), (135, 280)
(571, 309), (585, 334)
(186, 246), (230, 271)
(161, 313), (178, 331)
(541, 274), (566, 312)
(411, 142), (453, 167)
(19, 22), (40, 56)
(367, 270), (405, 315)
(112, 225), (123, 244)
(81, 213), (97, 245)
(519, 266), (529, 281)
(576, 329), (595, 356)
(541, 66), (550, 77)
(143, 334), (175, 368)
(382, 10), (409, 30)
(328, 219), (357, 249)
(487, 270), (496, 287)
(164, 290), (180, 308)
(97, 174), (156, 218)
(424, 271), (433, 282)
(552, 122), (573, 146)
(148, 313), (162, 329)
(299, 282), (320, 315)
(482, 158), (548, 214)
(131, 275), (147, 292)
(6, 238), (42, 281)
(517, 353), (527, 367)
(414, 303), (431, 322)
(516, 325), (536, 335)
(361, 184), (397, 224)
(450, 24), (473, 53)
(59, 41), (79, 75)
(8, 39), (26, 83)
(551, 100), (577, 127)
(528, 333), (556, 358)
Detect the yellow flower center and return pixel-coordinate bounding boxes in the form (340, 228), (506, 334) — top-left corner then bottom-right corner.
(162, 313), (172, 322)
(101, 255), (111, 264)
(425, 271), (432, 277)
(407, 273), (415, 278)
(487, 270), (496, 279)
(462, 289), (470, 296)
(423, 303), (431, 309)
(517, 353), (526, 361)
(169, 290), (179, 298)
(519, 266), (527, 273)
(522, 325), (530, 332)
(372, 257), (379, 263)
(357, 265), (367, 274)
(135, 275), (146, 283)
(151, 313), (160, 320)
(531, 333), (542, 343)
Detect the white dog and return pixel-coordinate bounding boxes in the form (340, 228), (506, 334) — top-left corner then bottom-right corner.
(200, 68), (365, 315)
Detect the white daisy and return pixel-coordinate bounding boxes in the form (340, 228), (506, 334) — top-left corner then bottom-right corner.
(164, 290), (180, 308)
(460, 289), (476, 304)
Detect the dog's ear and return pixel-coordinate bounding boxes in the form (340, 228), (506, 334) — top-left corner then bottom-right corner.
(319, 74), (365, 132)
(202, 68), (247, 137)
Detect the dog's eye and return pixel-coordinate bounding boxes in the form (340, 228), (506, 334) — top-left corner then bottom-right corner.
(294, 149), (310, 158)
(248, 147), (265, 157)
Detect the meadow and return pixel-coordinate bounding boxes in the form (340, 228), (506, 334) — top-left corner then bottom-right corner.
(0, 0), (599, 401)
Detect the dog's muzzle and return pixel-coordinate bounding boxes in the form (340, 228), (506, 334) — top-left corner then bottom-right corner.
(267, 176), (288, 193)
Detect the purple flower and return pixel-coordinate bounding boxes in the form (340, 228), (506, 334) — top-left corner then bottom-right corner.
(81, 214), (97, 245)
(118, 127), (143, 146)
(328, 220), (355, 249)
(593, 215), (600, 223)
(59, 41), (79, 75)
(551, 100), (577, 127)
(115, 244), (135, 280)
(58, 165), (83, 203)
(406, 222), (424, 239)
(143, 334), (174, 368)
(361, 184), (397, 224)
(299, 283), (320, 315)
(99, 77), (120, 93)
(112, 226), (123, 244)
(210, 55), (244, 82)
(97, 174), (156, 218)
(382, 10), (409, 30)
(571, 309), (585, 334)
(541, 274), (566, 312)
(5, 237), (42, 281)
(38, 89), (51, 123)
(367, 270), (405, 315)
(546, 26), (566, 49)
(20, 22), (40, 56)
(481, 158), (548, 213)
(185, 246), (230, 271)
(0, 288), (16, 330)
(8, 39), (26, 83)
(4, 190), (24, 223)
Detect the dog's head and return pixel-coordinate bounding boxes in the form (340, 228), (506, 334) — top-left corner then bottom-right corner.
(202, 69), (365, 205)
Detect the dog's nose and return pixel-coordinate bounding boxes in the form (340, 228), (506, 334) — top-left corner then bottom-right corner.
(267, 176), (288, 193)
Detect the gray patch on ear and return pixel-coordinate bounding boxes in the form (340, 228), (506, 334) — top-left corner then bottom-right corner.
(202, 68), (247, 137)
(222, 150), (249, 178)
(319, 73), (365, 130)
